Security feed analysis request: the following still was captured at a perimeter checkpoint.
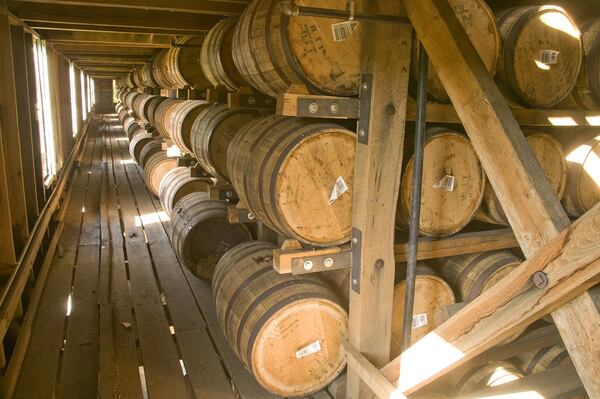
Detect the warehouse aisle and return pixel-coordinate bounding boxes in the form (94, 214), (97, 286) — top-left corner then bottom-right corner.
(12, 115), (279, 399)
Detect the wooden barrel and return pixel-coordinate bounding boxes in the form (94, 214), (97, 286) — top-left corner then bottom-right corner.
(562, 135), (600, 217)
(167, 100), (210, 154)
(145, 96), (169, 126)
(572, 19), (600, 109)
(232, 0), (362, 97)
(390, 265), (455, 356)
(164, 36), (212, 90)
(132, 67), (146, 88)
(139, 140), (163, 169)
(143, 152), (178, 196)
(129, 128), (154, 164)
(170, 192), (252, 279)
(412, 0), (499, 102)
(496, 6), (582, 108)
(116, 103), (124, 114)
(476, 132), (567, 225)
(151, 49), (172, 89)
(123, 73), (135, 89)
(142, 61), (158, 88)
(396, 128), (486, 237)
(451, 361), (523, 395)
(158, 167), (210, 217)
(122, 117), (137, 138)
(190, 105), (258, 182)
(321, 264), (454, 358)
(212, 241), (347, 396)
(154, 98), (185, 139)
(132, 93), (154, 122)
(200, 18), (247, 91)
(123, 91), (140, 111)
(518, 345), (571, 375)
(118, 109), (130, 124)
(228, 115), (355, 246)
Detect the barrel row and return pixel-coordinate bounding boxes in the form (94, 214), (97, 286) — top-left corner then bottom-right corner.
(118, 2), (600, 110)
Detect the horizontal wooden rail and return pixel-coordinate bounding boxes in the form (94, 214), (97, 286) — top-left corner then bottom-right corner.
(0, 114), (92, 340)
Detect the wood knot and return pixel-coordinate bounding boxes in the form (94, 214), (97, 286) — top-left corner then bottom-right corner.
(385, 104), (396, 115)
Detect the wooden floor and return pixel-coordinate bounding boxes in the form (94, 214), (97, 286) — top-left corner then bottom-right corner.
(12, 115), (333, 399)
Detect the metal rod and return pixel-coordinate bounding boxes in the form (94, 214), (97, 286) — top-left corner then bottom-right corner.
(279, 0), (409, 24)
(401, 43), (428, 352)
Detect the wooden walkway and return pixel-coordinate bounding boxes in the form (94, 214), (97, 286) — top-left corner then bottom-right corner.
(12, 115), (334, 399)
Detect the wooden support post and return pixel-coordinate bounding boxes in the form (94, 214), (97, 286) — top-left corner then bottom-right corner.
(10, 25), (39, 229)
(375, 0), (600, 397)
(345, 2), (412, 397)
(0, 6), (29, 254)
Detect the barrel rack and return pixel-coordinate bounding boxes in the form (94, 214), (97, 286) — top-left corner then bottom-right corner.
(146, 2), (600, 398)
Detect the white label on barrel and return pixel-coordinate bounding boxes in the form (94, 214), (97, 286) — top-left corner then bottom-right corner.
(412, 313), (428, 329)
(331, 21), (359, 42)
(433, 175), (455, 192)
(329, 176), (349, 205)
(296, 340), (321, 359)
(540, 50), (559, 65)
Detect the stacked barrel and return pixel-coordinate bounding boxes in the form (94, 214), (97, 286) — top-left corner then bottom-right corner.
(111, 0), (600, 396)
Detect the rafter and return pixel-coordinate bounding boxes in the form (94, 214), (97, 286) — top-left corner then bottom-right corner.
(39, 30), (172, 47)
(29, 21), (200, 35)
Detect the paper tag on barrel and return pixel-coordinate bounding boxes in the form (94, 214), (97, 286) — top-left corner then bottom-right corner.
(412, 313), (428, 329)
(540, 50), (559, 65)
(433, 175), (455, 192)
(329, 176), (349, 205)
(296, 340), (321, 359)
(331, 21), (359, 42)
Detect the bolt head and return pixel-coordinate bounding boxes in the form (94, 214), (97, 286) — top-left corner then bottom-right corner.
(352, 237), (359, 244)
(532, 271), (548, 289)
(324, 257), (334, 268)
(362, 82), (368, 90)
(247, 97), (256, 105)
(358, 129), (365, 137)
(308, 102), (319, 114)
(375, 259), (384, 269)
(247, 212), (255, 220)
(329, 103), (340, 114)
(225, 191), (233, 198)
(303, 260), (313, 271)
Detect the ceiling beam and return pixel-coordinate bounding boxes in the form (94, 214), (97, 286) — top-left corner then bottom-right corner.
(73, 59), (147, 65)
(39, 30), (172, 47)
(28, 21), (202, 35)
(9, 2), (222, 32)
(10, 0), (247, 16)
(52, 44), (156, 55)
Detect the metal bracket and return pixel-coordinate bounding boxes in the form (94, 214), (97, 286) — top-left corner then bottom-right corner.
(291, 247), (351, 275)
(209, 185), (238, 202)
(357, 73), (372, 144)
(228, 92), (276, 109)
(295, 97), (359, 119)
(177, 154), (194, 167)
(189, 165), (210, 178)
(351, 227), (361, 293)
(227, 205), (256, 224)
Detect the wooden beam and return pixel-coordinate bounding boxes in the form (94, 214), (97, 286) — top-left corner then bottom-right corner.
(345, 1), (412, 398)
(10, 0), (248, 15)
(0, 125), (16, 267)
(40, 30), (172, 47)
(10, 2), (222, 32)
(375, 203), (600, 395)
(394, 228), (518, 262)
(0, 7), (28, 255)
(52, 45), (157, 55)
(343, 341), (399, 399)
(73, 60), (147, 67)
(10, 24), (39, 229)
(378, 1), (600, 397)
(29, 21), (202, 35)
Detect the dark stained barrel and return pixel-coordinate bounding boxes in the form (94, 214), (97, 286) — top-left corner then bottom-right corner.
(170, 192), (252, 279)
(167, 100), (211, 154)
(129, 128), (154, 164)
(190, 105), (258, 182)
(164, 36), (212, 90)
(212, 241), (347, 396)
(145, 96), (170, 126)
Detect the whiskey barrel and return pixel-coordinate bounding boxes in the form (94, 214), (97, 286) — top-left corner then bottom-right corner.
(122, 117), (138, 139)
(164, 36), (212, 90)
(476, 132), (567, 225)
(396, 128), (486, 237)
(154, 98), (185, 140)
(321, 264), (454, 357)
(191, 105), (258, 182)
(138, 140), (163, 169)
(118, 109), (130, 124)
(123, 91), (140, 111)
(452, 361), (523, 395)
(142, 61), (158, 89)
(562, 135), (600, 216)
(228, 115), (355, 246)
(496, 6), (582, 108)
(170, 192), (252, 279)
(151, 49), (172, 89)
(201, 18), (247, 91)
(167, 100), (210, 154)
(390, 265), (455, 356)
(145, 96), (169, 126)
(571, 19), (600, 109)
(232, 0), (362, 97)
(412, 0), (499, 102)
(517, 345), (571, 375)
(212, 241), (347, 396)
(129, 128), (154, 164)
(143, 152), (178, 196)
(132, 67), (146, 88)
(132, 93), (154, 122)
(158, 167), (210, 217)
